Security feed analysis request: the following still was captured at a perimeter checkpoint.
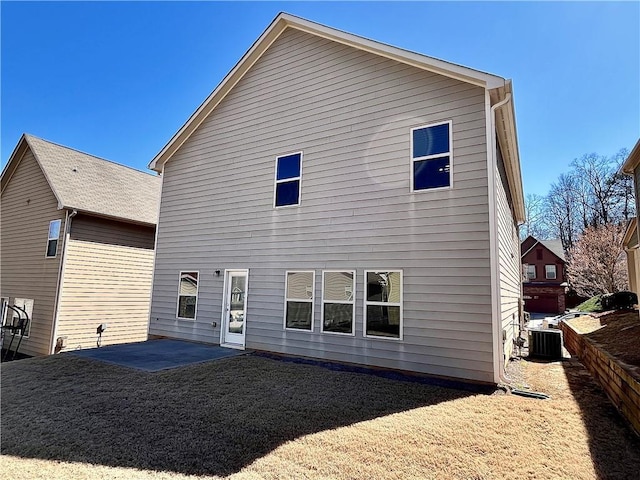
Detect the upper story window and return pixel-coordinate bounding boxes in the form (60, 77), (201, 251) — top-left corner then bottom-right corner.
(526, 264), (536, 280)
(177, 271), (199, 320)
(46, 219), (62, 257)
(545, 264), (557, 280)
(411, 121), (452, 191)
(274, 152), (302, 207)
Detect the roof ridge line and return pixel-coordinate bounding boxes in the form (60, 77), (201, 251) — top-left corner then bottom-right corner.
(25, 133), (158, 178)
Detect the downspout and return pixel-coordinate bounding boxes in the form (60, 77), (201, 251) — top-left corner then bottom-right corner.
(146, 167), (164, 340)
(49, 209), (77, 354)
(489, 92), (513, 385)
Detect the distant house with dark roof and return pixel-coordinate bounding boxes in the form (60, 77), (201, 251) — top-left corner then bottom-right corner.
(0, 134), (161, 356)
(521, 235), (567, 314)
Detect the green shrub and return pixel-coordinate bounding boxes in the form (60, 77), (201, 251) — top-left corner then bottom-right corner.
(576, 295), (603, 312)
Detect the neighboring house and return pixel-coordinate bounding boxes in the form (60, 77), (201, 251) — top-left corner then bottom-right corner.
(621, 139), (640, 296)
(521, 236), (567, 314)
(1, 134), (161, 356)
(147, 13), (525, 384)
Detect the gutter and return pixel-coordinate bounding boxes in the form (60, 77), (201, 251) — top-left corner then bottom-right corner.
(49, 209), (77, 354)
(489, 92), (514, 385)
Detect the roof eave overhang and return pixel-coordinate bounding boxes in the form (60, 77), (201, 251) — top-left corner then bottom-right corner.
(149, 12), (506, 172)
(490, 81), (526, 224)
(67, 208), (157, 228)
(621, 139), (640, 175)
(0, 134), (28, 195)
(1, 134), (65, 210)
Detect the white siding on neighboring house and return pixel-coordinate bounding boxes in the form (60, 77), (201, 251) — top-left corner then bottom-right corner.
(496, 144), (522, 362)
(54, 215), (155, 352)
(150, 28), (495, 382)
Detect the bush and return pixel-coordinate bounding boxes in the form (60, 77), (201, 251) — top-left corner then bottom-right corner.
(576, 295), (603, 312)
(600, 291), (638, 310)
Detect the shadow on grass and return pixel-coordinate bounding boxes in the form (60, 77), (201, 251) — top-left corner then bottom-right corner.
(561, 357), (640, 479)
(1, 352), (484, 476)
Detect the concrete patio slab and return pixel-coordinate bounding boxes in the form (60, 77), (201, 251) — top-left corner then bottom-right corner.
(68, 339), (247, 372)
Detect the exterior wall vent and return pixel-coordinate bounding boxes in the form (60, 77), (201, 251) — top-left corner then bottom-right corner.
(528, 329), (562, 360)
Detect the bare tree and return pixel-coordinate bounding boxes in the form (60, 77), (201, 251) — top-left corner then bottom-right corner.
(533, 149), (635, 253)
(520, 193), (549, 240)
(566, 223), (629, 297)
(546, 173), (582, 251)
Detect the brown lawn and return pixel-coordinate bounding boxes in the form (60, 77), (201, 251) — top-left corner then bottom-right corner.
(567, 311), (640, 369)
(1, 352), (639, 479)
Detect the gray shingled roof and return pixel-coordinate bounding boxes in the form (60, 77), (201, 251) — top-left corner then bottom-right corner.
(538, 239), (566, 262)
(25, 135), (161, 225)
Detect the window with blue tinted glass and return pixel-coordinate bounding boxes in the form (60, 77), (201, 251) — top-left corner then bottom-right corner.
(411, 121), (452, 191)
(275, 152), (302, 207)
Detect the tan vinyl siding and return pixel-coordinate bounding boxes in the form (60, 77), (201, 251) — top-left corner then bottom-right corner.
(635, 167), (640, 216)
(150, 28), (494, 382)
(0, 148), (65, 356)
(55, 215), (154, 352)
(496, 144), (522, 361)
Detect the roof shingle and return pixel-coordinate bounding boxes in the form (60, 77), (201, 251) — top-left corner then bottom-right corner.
(25, 135), (160, 225)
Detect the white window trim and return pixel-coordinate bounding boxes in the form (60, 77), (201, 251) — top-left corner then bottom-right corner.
(410, 120), (453, 193)
(10, 298), (33, 338)
(273, 151), (303, 209)
(283, 270), (315, 332)
(1, 297), (9, 328)
(527, 264), (537, 280)
(176, 270), (199, 320)
(545, 264), (557, 280)
(321, 270), (356, 336)
(45, 219), (62, 258)
(363, 270), (403, 341)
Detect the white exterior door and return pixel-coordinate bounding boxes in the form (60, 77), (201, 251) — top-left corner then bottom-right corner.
(220, 269), (248, 349)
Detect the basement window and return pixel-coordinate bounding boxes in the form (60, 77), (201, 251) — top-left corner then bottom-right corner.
(411, 121), (452, 191)
(46, 219), (61, 257)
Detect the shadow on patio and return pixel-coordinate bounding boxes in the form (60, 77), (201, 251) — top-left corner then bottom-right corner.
(1, 352), (481, 477)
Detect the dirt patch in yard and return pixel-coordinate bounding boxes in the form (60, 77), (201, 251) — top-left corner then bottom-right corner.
(567, 311), (640, 368)
(2, 353), (640, 479)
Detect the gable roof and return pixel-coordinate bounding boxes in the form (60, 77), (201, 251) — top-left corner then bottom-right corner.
(1, 134), (161, 226)
(521, 236), (566, 262)
(147, 12), (524, 223)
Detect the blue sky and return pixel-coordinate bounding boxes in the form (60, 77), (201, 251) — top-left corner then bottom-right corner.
(1, 2), (638, 196)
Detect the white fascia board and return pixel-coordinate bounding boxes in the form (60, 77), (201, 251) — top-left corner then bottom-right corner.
(492, 82), (525, 224)
(149, 12), (507, 172)
(281, 13), (506, 89)
(149, 15), (288, 172)
(621, 139), (640, 175)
